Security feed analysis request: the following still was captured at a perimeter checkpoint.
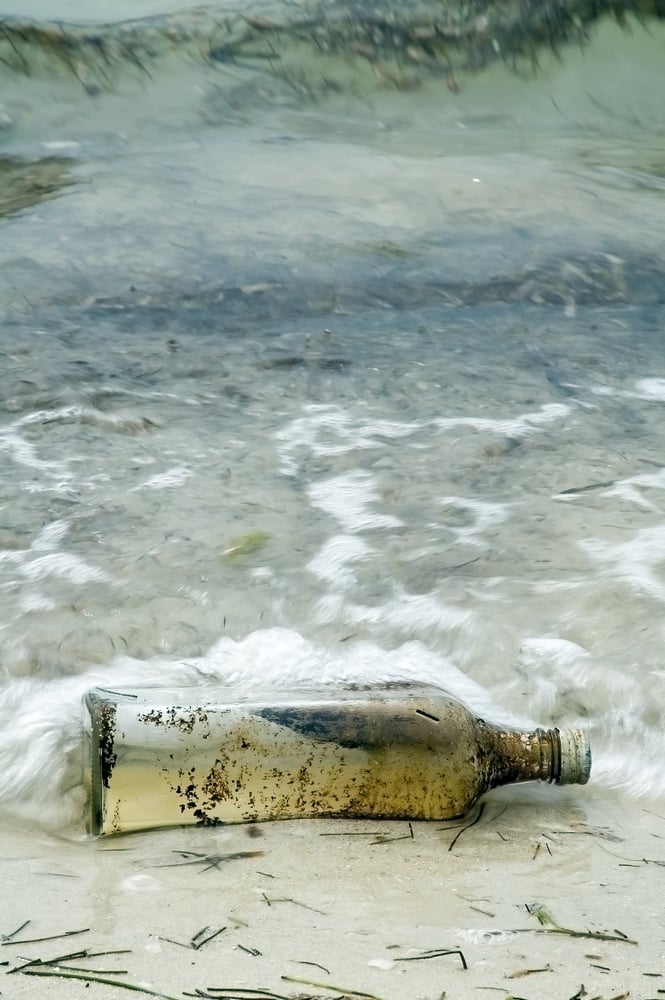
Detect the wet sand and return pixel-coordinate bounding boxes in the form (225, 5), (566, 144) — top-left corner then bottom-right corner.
(2, 787), (662, 1000)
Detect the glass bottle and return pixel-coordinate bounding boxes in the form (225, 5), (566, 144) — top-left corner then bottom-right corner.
(83, 683), (591, 835)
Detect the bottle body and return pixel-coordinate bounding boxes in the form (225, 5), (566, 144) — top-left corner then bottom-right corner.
(82, 685), (591, 835)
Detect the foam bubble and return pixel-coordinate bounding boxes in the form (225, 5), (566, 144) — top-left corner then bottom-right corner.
(0, 422), (71, 478)
(19, 553), (112, 586)
(276, 404), (420, 476)
(276, 402), (569, 478)
(432, 402), (570, 437)
(131, 466), (192, 491)
(580, 524), (665, 600)
(309, 471), (402, 532)
(631, 378), (665, 400)
(307, 534), (374, 588)
(33, 520), (70, 551)
(17, 591), (58, 613)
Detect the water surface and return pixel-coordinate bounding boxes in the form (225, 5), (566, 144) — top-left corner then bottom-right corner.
(1, 2), (665, 831)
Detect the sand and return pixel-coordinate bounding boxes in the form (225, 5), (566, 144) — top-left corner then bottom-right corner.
(2, 785), (662, 1000)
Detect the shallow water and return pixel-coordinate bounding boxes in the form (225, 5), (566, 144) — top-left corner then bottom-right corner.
(0, 3), (665, 833)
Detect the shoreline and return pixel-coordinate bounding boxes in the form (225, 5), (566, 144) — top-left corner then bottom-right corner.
(2, 786), (662, 1000)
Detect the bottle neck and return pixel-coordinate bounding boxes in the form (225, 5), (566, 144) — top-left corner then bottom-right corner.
(482, 725), (562, 789)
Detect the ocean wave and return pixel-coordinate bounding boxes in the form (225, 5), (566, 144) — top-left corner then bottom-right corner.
(1, 626), (665, 834)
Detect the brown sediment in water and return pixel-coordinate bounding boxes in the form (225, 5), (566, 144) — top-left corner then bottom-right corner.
(0, 156), (77, 219)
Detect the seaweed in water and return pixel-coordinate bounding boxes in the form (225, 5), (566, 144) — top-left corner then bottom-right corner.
(0, 156), (77, 219)
(0, 1), (664, 91)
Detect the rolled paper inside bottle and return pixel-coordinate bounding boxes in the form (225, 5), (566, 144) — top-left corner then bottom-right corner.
(82, 685), (592, 836)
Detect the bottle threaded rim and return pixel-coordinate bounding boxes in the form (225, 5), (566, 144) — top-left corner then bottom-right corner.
(553, 727), (592, 785)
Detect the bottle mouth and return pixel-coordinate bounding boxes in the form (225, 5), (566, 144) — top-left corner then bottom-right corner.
(553, 727), (592, 785)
